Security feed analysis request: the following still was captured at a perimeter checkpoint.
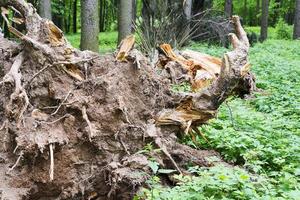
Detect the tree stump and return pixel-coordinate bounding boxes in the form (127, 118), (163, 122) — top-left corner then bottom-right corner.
(0, 1), (255, 199)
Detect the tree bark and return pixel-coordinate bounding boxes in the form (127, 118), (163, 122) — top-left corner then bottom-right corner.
(293, 0), (300, 39)
(118, 0), (133, 44)
(132, 0), (137, 33)
(260, 0), (269, 42)
(183, 0), (193, 38)
(80, 0), (99, 52)
(39, 0), (52, 20)
(224, 0), (233, 18)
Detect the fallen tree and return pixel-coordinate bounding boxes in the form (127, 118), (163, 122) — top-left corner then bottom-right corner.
(0, 0), (255, 199)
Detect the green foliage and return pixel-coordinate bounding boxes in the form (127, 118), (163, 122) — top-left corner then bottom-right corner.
(245, 26), (293, 40)
(66, 31), (117, 53)
(275, 18), (292, 40)
(137, 165), (278, 200)
(171, 82), (191, 93)
(137, 39), (300, 199)
(212, 0), (296, 27)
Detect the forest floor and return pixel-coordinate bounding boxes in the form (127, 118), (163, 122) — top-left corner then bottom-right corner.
(145, 39), (300, 199)
(66, 36), (300, 199)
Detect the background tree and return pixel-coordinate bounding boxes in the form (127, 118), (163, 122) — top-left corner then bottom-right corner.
(73, 0), (77, 33)
(293, 0), (300, 39)
(80, 0), (99, 52)
(39, 0), (52, 20)
(118, 0), (133, 43)
(183, 0), (193, 37)
(224, 0), (233, 17)
(260, 0), (269, 41)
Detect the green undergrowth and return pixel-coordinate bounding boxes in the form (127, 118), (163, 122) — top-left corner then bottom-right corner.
(66, 31), (117, 53)
(137, 40), (300, 199)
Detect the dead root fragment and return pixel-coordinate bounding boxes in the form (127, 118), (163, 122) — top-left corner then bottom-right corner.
(1, 52), (29, 126)
(82, 106), (97, 141)
(7, 150), (24, 174)
(49, 143), (54, 182)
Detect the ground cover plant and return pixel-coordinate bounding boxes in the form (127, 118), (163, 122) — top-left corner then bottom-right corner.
(137, 39), (300, 199)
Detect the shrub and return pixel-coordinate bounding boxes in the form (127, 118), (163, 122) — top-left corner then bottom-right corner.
(275, 18), (292, 40)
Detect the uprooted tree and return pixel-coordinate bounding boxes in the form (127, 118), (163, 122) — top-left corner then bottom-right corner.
(0, 0), (255, 199)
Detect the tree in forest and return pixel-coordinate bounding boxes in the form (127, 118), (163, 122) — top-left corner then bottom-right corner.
(118, 0), (133, 43)
(260, 0), (269, 41)
(293, 0), (300, 39)
(183, 0), (193, 38)
(39, 0), (52, 20)
(80, 0), (99, 52)
(73, 0), (77, 33)
(225, 0), (233, 17)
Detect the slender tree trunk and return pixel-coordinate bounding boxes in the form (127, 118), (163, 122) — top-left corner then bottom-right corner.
(73, 0), (77, 33)
(39, 0), (52, 20)
(293, 0), (300, 39)
(224, 0), (233, 18)
(80, 0), (99, 52)
(118, 0), (133, 44)
(99, 0), (104, 32)
(184, 0), (193, 20)
(132, 0), (137, 33)
(183, 0), (192, 37)
(260, 0), (269, 42)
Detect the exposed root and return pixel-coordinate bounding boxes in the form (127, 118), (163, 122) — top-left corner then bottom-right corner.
(41, 114), (70, 125)
(51, 89), (73, 116)
(155, 138), (182, 174)
(7, 150), (24, 174)
(82, 106), (97, 141)
(1, 52), (29, 126)
(24, 64), (52, 88)
(49, 143), (54, 182)
(0, 120), (8, 131)
(0, 2), (254, 198)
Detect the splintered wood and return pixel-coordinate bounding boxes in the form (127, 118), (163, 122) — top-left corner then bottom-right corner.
(116, 35), (135, 61)
(159, 44), (222, 92)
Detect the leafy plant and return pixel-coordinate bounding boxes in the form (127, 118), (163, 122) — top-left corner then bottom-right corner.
(275, 18), (292, 39)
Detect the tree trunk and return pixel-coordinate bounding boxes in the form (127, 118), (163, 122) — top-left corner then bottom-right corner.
(99, 0), (104, 32)
(80, 0), (99, 52)
(39, 0), (52, 20)
(132, 0), (137, 33)
(293, 0), (300, 39)
(0, 0), (254, 199)
(183, 0), (193, 38)
(118, 0), (133, 44)
(224, 0), (233, 18)
(260, 0), (269, 42)
(72, 0), (77, 33)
